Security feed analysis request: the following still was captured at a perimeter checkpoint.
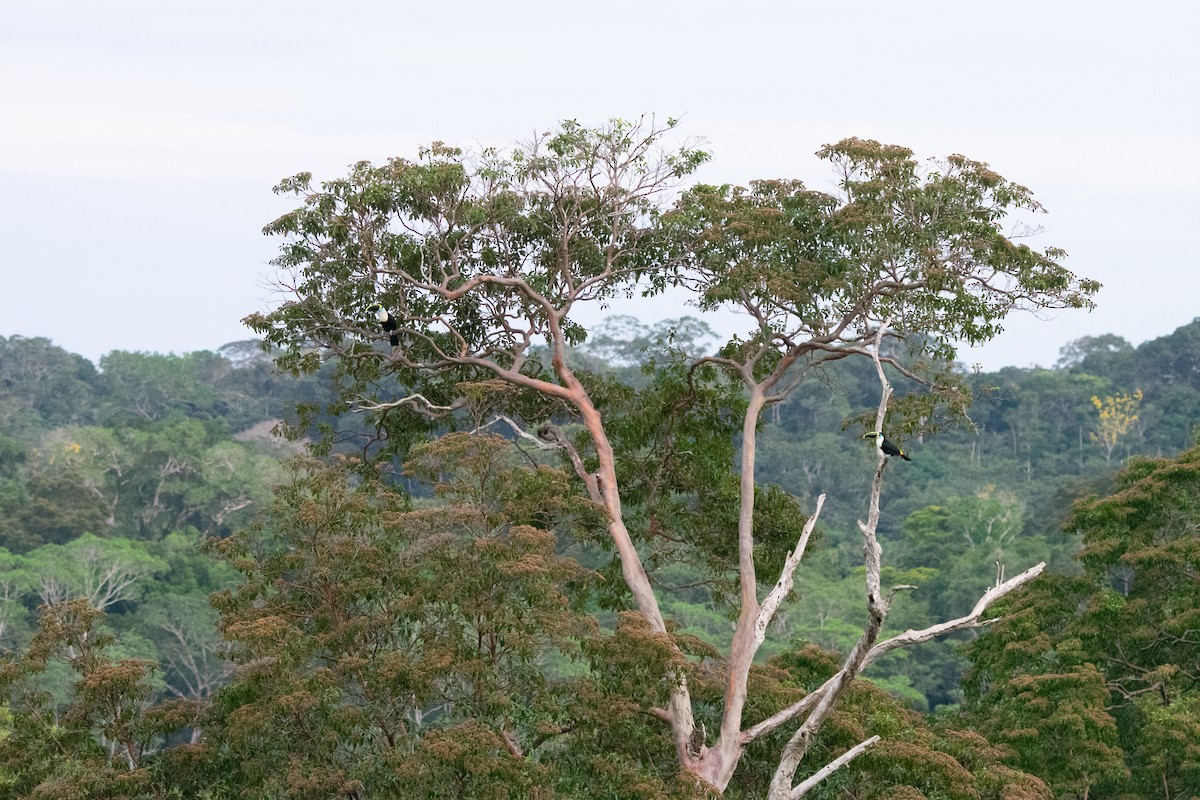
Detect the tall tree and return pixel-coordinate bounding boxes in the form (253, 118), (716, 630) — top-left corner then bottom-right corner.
(15, 533), (167, 611)
(246, 119), (1099, 794)
(29, 421), (280, 542)
(1089, 389), (1143, 463)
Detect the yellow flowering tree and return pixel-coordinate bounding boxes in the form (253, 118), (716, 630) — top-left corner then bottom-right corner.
(1090, 389), (1143, 463)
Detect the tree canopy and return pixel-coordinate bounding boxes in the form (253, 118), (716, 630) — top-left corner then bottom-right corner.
(244, 118), (1099, 796)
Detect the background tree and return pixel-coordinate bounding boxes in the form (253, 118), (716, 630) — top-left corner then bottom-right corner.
(1055, 333), (1134, 372)
(1089, 389), (1143, 463)
(0, 600), (196, 799)
(0, 336), (97, 434)
(15, 533), (167, 612)
(140, 593), (229, 707)
(95, 351), (209, 425)
(575, 314), (718, 375)
(963, 444), (1200, 798)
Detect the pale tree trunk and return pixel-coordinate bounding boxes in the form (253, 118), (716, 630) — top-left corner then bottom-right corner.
(757, 327), (1045, 798)
(573, 391), (698, 761)
(662, 323), (1045, 797)
(490, 402), (700, 764)
(703, 387), (767, 777)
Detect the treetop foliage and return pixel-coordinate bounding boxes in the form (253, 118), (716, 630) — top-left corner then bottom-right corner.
(669, 137), (1097, 361)
(245, 120), (1099, 461)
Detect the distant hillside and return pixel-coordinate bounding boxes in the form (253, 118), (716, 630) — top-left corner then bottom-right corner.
(1, 318), (1198, 711)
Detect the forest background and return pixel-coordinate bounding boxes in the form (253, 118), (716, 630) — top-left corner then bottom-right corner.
(1, 312), (1197, 798)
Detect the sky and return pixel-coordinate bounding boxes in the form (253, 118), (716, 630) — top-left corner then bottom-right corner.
(2, 0), (1197, 371)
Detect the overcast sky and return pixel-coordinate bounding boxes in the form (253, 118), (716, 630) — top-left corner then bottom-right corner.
(2, 1), (1197, 370)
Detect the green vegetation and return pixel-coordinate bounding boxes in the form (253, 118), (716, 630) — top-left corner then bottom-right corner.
(962, 444), (1200, 799)
(0, 119), (1197, 797)
(244, 119), (1104, 796)
(2, 317), (1199, 797)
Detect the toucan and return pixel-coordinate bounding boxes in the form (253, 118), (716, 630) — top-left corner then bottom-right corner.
(863, 431), (911, 461)
(367, 303), (399, 347)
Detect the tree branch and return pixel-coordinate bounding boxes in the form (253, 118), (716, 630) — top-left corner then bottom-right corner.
(481, 416), (604, 506)
(353, 393), (466, 419)
(755, 494), (826, 646)
(745, 561), (1046, 751)
(789, 735), (880, 799)
(860, 562), (1046, 670)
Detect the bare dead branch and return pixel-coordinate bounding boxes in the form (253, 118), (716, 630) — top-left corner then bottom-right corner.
(861, 562), (1046, 670)
(765, 321), (892, 798)
(755, 494), (826, 646)
(482, 416), (604, 507)
(745, 561), (1046, 754)
(789, 735), (880, 799)
(352, 393), (465, 419)
(479, 415), (557, 450)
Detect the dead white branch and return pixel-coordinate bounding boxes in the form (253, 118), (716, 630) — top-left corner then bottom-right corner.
(479, 414), (557, 450)
(789, 735), (880, 799)
(352, 393), (463, 418)
(861, 561), (1046, 670)
(755, 494), (826, 646)
(743, 561), (1045, 749)
(482, 415), (604, 505)
(766, 323), (894, 799)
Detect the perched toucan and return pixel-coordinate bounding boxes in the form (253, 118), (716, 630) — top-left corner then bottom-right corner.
(863, 431), (911, 461)
(367, 303), (399, 347)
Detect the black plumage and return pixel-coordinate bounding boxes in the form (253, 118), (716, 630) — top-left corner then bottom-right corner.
(863, 431), (911, 461)
(368, 303), (399, 347)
